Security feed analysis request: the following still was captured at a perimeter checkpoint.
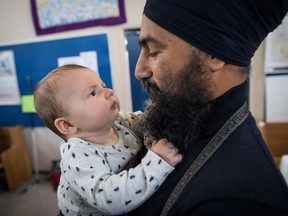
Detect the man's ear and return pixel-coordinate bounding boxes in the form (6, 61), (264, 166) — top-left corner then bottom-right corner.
(54, 117), (77, 135)
(207, 56), (225, 72)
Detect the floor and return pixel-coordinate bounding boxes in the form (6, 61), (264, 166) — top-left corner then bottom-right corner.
(0, 174), (59, 216)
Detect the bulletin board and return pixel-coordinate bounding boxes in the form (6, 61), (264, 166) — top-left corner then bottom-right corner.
(0, 33), (112, 127)
(125, 29), (148, 111)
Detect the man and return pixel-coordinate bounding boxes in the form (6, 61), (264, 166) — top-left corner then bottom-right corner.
(126, 0), (288, 215)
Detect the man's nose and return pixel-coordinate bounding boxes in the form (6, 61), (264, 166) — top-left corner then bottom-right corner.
(135, 50), (152, 80)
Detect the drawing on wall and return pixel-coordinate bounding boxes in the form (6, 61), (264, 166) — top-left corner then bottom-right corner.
(31, 0), (126, 35)
(265, 15), (288, 72)
(57, 51), (99, 74)
(265, 74), (288, 122)
(0, 50), (21, 105)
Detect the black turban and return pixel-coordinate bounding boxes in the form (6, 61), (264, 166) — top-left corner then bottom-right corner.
(144, 0), (288, 67)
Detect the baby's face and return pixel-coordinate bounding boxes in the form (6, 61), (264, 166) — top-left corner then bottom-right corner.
(61, 68), (120, 132)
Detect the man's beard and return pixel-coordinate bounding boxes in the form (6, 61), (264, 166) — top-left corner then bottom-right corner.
(138, 53), (213, 152)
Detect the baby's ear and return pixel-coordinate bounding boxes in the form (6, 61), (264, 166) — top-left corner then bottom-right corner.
(54, 117), (77, 135)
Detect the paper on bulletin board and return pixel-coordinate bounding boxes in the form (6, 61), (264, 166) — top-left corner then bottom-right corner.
(57, 51), (99, 74)
(0, 50), (21, 105)
(265, 74), (288, 122)
(265, 15), (288, 72)
(21, 95), (36, 113)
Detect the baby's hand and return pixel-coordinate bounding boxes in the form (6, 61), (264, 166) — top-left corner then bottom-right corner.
(150, 138), (182, 167)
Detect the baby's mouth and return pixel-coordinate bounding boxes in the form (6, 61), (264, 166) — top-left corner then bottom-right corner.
(111, 100), (118, 110)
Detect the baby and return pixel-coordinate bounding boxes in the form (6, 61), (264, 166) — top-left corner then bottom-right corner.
(34, 64), (182, 216)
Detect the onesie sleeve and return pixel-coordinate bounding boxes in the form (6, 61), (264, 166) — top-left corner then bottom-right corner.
(94, 149), (174, 215)
(61, 141), (174, 215)
(118, 111), (142, 132)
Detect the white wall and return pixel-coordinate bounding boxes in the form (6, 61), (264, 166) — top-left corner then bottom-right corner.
(251, 43), (265, 121)
(0, 0), (265, 171)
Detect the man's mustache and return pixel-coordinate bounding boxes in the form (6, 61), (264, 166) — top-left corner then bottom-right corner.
(141, 79), (162, 97)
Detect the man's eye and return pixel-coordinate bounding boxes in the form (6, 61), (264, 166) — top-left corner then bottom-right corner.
(148, 51), (159, 58)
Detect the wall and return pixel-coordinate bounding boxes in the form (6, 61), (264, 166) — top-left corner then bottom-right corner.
(0, 0), (265, 171)
(251, 43), (265, 121)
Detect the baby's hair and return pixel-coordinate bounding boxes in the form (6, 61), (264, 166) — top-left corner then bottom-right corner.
(34, 64), (88, 139)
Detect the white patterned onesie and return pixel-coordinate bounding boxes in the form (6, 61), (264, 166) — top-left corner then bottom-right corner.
(58, 111), (174, 216)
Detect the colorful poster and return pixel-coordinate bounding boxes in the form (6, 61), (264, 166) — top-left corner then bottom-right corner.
(31, 0), (126, 35)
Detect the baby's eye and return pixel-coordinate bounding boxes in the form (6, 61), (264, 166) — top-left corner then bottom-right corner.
(90, 90), (96, 96)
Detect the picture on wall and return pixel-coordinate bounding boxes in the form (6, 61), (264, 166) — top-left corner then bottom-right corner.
(31, 0), (126, 35)
(264, 15), (288, 72)
(0, 50), (21, 105)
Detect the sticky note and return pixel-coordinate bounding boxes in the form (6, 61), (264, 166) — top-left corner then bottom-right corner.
(21, 95), (36, 113)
